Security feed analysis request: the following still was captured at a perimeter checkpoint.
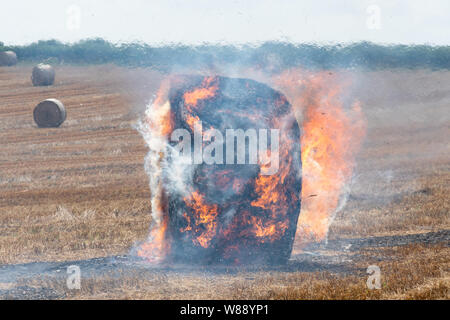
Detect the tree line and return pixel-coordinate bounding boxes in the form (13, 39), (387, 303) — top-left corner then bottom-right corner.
(1, 39), (449, 71)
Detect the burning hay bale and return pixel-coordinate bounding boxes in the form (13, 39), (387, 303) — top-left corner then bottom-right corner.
(31, 64), (55, 86)
(139, 75), (302, 265)
(33, 99), (66, 128)
(0, 51), (18, 66)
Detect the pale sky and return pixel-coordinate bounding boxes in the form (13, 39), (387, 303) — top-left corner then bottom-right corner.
(1, 0), (449, 45)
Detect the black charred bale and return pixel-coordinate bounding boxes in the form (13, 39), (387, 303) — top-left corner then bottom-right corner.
(166, 75), (302, 265)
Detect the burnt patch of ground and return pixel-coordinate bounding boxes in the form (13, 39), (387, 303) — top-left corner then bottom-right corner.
(0, 286), (63, 300)
(1, 231), (448, 299)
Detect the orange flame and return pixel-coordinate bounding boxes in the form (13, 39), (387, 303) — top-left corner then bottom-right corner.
(183, 191), (219, 248)
(137, 79), (173, 263)
(146, 79), (173, 137)
(137, 213), (169, 263)
(250, 216), (289, 242)
(249, 129), (294, 243)
(273, 69), (366, 252)
(183, 77), (219, 110)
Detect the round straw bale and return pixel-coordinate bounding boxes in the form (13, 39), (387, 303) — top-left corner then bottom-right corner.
(32, 64), (55, 86)
(0, 51), (18, 66)
(33, 99), (66, 128)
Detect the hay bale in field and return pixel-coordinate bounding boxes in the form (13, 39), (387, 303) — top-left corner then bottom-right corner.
(164, 75), (302, 265)
(0, 51), (18, 66)
(33, 99), (66, 128)
(31, 64), (55, 86)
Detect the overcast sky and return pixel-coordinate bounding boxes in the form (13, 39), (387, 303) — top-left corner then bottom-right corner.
(1, 0), (449, 46)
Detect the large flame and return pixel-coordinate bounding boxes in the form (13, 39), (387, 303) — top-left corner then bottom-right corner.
(137, 69), (366, 263)
(273, 69), (366, 252)
(182, 191), (219, 248)
(136, 80), (173, 263)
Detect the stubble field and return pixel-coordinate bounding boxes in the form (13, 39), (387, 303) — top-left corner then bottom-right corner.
(0, 65), (448, 299)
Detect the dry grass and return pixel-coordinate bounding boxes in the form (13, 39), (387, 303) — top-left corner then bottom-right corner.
(239, 244), (449, 300)
(329, 168), (450, 239)
(0, 65), (161, 263)
(328, 69), (450, 239)
(0, 65), (448, 299)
